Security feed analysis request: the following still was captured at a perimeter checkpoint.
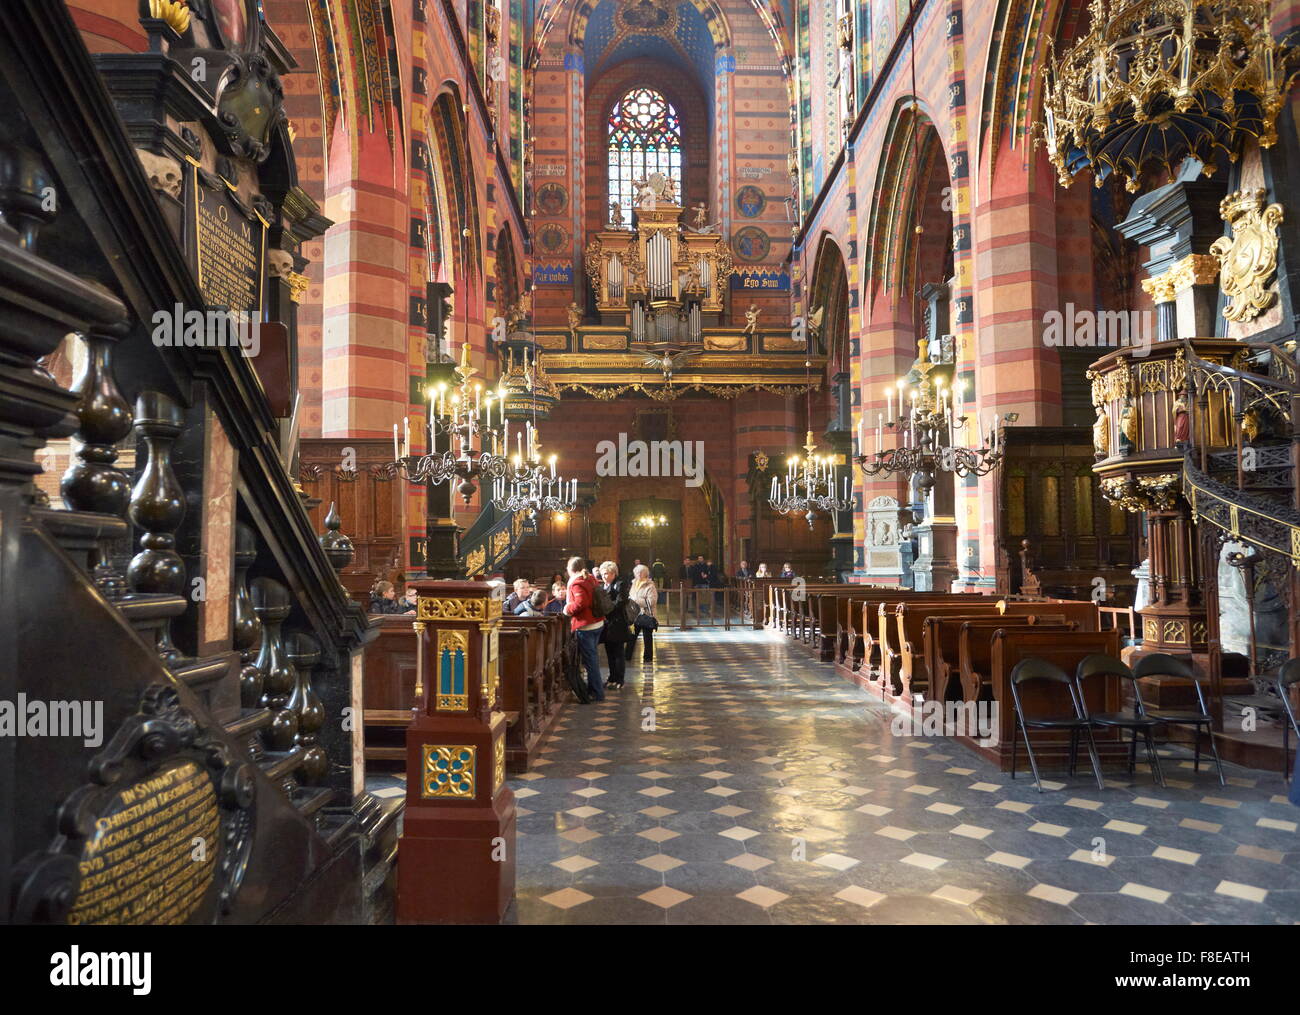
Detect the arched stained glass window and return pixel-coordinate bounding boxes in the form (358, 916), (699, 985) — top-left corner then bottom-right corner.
(607, 87), (681, 226)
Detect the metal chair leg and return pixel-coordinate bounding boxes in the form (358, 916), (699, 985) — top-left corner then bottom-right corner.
(1128, 727), (1139, 775)
(1082, 725), (1106, 791)
(1202, 721), (1225, 786)
(1010, 720), (1019, 780)
(1141, 728), (1166, 788)
(1019, 721), (1046, 792)
(1068, 729), (1079, 777)
(1193, 726), (1201, 772)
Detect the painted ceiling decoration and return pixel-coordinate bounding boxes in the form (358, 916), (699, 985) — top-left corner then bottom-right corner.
(304, 0), (403, 164)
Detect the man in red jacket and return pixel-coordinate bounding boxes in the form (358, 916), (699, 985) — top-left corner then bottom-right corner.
(563, 555), (605, 702)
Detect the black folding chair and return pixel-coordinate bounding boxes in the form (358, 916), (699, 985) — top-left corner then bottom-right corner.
(1277, 659), (1300, 782)
(1009, 657), (1104, 792)
(1075, 654), (1165, 788)
(1132, 652), (1225, 786)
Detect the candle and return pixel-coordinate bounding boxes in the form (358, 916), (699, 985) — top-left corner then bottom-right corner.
(550, 455), (557, 480)
(876, 423), (882, 454)
(857, 419), (864, 455)
(393, 423), (400, 461)
(403, 417), (411, 458)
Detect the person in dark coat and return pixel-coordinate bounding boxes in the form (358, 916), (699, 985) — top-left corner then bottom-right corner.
(369, 580), (413, 615)
(736, 560), (752, 579)
(597, 560), (632, 688)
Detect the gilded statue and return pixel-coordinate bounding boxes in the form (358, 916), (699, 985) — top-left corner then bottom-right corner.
(566, 301), (582, 337)
(1209, 189), (1284, 323)
(1243, 406), (1261, 443)
(744, 303), (761, 335)
(1092, 403), (1110, 459)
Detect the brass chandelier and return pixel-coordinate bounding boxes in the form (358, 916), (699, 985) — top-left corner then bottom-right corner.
(1039, 0), (1299, 191)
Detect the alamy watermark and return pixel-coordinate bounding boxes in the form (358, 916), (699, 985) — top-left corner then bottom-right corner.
(891, 698), (999, 746)
(594, 433), (705, 487)
(0, 694), (103, 747)
(1042, 304), (1154, 358)
(151, 305), (262, 357)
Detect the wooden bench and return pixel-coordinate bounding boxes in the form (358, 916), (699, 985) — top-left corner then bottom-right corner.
(924, 614), (1070, 702)
(362, 613), (570, 774)
(849, 592), (963, 677)
(884, 599), (1101, 698)
(983, 627), (1123, 769)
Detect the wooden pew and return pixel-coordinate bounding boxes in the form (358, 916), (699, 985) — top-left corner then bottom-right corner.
(851, 592), (964, 678)
(362, 613), (570, 776)
(884, 599), (1101, 697)
(924, 614), (1068, 702)
(790, 585), (853, 645)
(956, 618), (1076, 704)
(874, 596), (992, 693)
(983, 627), (1123, 769)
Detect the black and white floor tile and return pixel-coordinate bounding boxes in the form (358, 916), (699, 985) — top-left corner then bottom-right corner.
(374, 629), (1300, 925)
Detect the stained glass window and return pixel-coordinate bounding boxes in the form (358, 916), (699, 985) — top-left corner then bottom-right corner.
(607, 87), (681, 226)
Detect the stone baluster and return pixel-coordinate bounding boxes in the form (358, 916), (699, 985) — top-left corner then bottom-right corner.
(233, 522), (264, 708)
(285, 631), (328, 783)
(127, 391), (187, 662)
(318, 500), (354, 598)
(60, 318), (134, 597)
(250, 576), (300, 751)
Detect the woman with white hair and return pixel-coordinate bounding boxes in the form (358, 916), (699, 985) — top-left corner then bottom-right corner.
(597, 560), (632, 688)
(628, 563), (659, 663)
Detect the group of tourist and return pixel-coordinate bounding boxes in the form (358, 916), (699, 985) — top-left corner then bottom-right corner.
(368, 555), (797, 703)
(497, 557), (660, 702)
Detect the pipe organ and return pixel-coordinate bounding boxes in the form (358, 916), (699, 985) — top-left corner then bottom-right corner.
(584, 173), (733, 324)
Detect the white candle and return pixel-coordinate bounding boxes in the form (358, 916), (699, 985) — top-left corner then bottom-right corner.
(393, 423), (400, 460)
(857, 419), (864, 454)
(403, 417), (411, 458)
(876, 423), (882, 454)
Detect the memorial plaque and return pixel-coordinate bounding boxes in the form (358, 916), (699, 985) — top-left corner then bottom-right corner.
(67, 760), (220, 925)
(188, 166), (267, 313)
(10, 686), (256, 926)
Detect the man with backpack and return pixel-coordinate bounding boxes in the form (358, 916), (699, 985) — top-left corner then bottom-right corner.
(563, 556), (606, 702)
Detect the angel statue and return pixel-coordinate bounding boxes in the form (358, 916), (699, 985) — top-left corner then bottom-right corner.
(744, 303), (761, 335)
(691, 202), (709, 230)
(633, 176), (657, 209)
(807, 304), (824, 343)
(662, 176), (678, 203)
(608, 200), (623, 228)
(643, 346), (702, 383)
(566, 301), (583, 337)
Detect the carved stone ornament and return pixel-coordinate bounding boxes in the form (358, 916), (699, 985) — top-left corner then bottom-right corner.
(9, 685), (256, 925)
(1209, 189), (1284, 323)
(136, 148), (183, 200)
(1100, 473), (1181, 513)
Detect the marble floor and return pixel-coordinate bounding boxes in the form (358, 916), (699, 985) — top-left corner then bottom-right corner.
(375, 629), (1300, 924)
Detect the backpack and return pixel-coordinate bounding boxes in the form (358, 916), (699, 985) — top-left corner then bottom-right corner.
(591, 581), (615, 619)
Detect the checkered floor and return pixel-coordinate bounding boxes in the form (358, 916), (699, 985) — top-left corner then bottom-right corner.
(375, 629), (1300, 924)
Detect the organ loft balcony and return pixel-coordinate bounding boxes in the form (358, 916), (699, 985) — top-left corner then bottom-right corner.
(529, 172), (823, 400)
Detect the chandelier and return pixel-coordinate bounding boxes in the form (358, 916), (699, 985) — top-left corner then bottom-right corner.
(768, 430), (852, 528)
(393, 342), (520, 503)
(1038, 0), (1300, 191)
(855, 340), (1006, 499)
(489, 438), (579, 515)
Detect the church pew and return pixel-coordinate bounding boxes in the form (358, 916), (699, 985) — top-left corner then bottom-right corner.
(887, 602), (1010, 697)
(955, 618), (1078, 704)
(814, 590), (882, 662)
(792, 585), (856, 646)
(883, 598), (1101, 696)
(924, 614), (1071, 702)
(499, 615), (568, 770)
(851, 592), (963, 677)
(984, 627), (1123, 769)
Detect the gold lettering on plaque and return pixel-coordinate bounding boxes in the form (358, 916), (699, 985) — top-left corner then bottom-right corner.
(193, 176), (266, 313)
(66, 760), (220, 925)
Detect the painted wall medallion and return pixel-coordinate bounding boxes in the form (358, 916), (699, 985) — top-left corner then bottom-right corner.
(735, 185), (766, 218)
(732, 226), (770, 263)
(535, 182), (568, 217)
(538, 223), (569, 255)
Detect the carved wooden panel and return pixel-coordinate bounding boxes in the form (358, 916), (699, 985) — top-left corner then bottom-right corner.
(300, 439), (404, 596)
